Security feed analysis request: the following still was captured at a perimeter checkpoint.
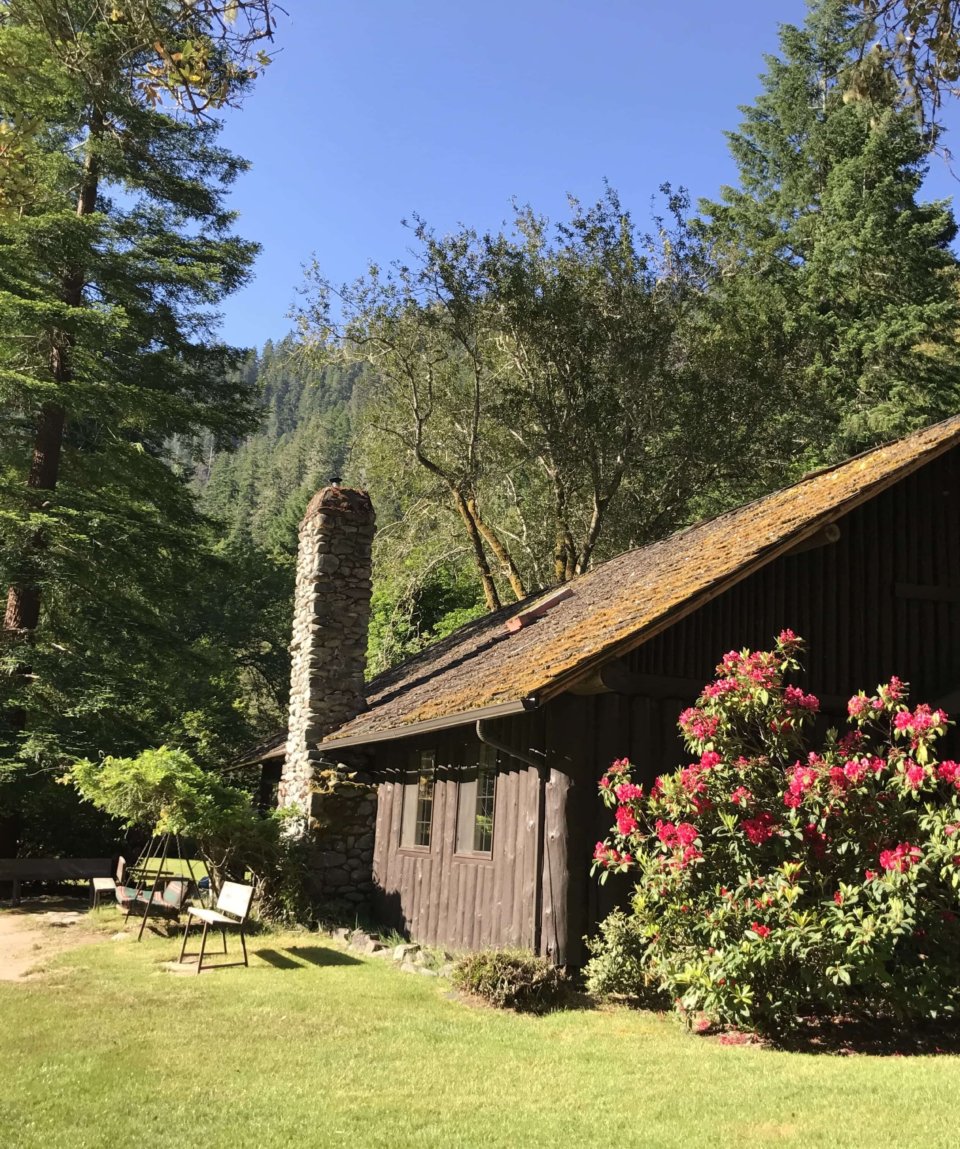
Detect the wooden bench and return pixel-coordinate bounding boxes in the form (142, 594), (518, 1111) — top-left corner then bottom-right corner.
(0, 858), (113, 906)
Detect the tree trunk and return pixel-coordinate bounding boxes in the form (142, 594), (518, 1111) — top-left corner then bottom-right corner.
(3, 402), (66, 632)
(3, 109), (102, 773)
(451, 489), (502, 611)
(468, 498), (527, 601)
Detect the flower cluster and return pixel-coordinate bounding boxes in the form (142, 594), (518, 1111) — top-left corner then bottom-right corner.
(879, 842), (922, 873)
(586, 633), (960, 1035)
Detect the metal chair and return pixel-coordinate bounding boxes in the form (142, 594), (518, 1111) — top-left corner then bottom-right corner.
(90, 855), (126, 909)
(177, 881), (254, 974)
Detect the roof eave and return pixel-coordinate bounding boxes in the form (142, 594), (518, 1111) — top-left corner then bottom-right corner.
(320, 696), (539, 750)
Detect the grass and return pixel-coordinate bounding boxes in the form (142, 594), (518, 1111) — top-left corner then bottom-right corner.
(3, 909), (960, 1149)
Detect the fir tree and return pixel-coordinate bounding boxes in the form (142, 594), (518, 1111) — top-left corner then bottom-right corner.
(0, 2), (276, 848)
(700, 0), (960, 462)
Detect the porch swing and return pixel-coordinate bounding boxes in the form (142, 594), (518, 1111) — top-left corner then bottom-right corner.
(116, 832), (208, 941)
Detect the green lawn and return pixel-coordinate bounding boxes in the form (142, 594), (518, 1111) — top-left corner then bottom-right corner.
(3, 911), (958, 1149)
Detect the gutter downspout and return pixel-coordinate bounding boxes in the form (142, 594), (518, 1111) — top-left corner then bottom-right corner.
(475, 718), (550, 958)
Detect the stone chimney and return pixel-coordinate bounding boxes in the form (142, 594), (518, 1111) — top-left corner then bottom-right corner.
(279, 486), (376, 816)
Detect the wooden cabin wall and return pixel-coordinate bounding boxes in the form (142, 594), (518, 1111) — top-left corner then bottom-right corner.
(370, 713), (544, 953)
(628, 447), (960, 713)
(368, 446), (960, 967)
(555, 445), (960, 963)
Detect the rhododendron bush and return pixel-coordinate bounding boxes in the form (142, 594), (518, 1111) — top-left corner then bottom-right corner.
(584, 632), (960, 1032)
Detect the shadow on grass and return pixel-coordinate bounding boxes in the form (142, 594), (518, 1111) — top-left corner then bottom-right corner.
(764, 1015), (960, 1057)
(254, 948), (305, 970)
(286, 945), (362, 967)
(3, 896), (91, 917)
(253, 946), (362, 970)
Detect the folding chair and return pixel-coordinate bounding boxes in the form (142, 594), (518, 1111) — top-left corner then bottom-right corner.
(91, 856), (126, 909)
(177, 881), (254, 974)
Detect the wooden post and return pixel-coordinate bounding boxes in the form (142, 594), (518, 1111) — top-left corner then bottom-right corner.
(541, 768), (571, 965)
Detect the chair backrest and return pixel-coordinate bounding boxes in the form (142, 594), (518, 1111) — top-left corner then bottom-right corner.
(216, 881), (254, 923)
(115, 856), (126, 883)
(161, 879), (189, 908)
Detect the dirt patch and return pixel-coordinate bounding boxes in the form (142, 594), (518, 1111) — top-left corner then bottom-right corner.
(0, 900), (107, 981)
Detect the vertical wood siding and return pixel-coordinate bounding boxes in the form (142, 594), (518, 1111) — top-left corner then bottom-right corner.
(369, 447), (960, 963)
(371, 717), (542, 952)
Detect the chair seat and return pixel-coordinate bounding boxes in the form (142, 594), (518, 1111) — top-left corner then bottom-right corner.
(185, 907), (235, 925)
(91, 877), (115, 891)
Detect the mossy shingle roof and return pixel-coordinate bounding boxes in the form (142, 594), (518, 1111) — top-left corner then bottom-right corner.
(315, 416), (960, 747)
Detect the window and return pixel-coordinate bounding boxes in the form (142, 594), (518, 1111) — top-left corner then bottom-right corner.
(400, 750), (435, 849)
(456, 744), (497, 855)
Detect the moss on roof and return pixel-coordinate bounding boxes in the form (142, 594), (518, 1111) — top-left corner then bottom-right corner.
(321, 415), (960, 745)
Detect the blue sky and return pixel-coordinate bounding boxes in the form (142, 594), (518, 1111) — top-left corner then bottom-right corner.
(214, 1), (960, 349)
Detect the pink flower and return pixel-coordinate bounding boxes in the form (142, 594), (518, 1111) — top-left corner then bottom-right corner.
(938, 761), (960, 786)
(676, 822), (698, 847)
(700, 751), (722, 771)
(730, 786), (752, 806)
(903, 761), (926, 790)
(837, 731), (864, 758)
(750, 922), (771, 939)
(703, 677), (739, 699)
(803, 823), (828, 858)
(615, 805), (638, 837)
(828, 766), (848, 791)
(847, 695), (871, 718)
(741, 812), (777, 845)
(678, 844), (702, 869)
(880, 676), (905, 703)
(879, 843), (922, 874)
(657, 820), (679, 847)
(945, 824), (960, 838)
(679, 708), (720, 743)
(834, 891), (843, 905)
(778, 628), (799, 647)
(864, 870), (878, 882)
(784, 685), (819, 712)
(614, 782), (643, 802)
(842, 758), (868, 784)
(649, 776), (666, 800)
(599, 776), (611, 791)
(680, 764), (707, 795)
(786, 760), (818, 800)
(894, 705), (948, 736)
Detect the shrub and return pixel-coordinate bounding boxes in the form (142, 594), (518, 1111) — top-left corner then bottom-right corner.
(63, 746), (297, 916)
(583, 909), (666, 1005)
(452, 949), (568, 1013)
(585, 631), (960, 1034)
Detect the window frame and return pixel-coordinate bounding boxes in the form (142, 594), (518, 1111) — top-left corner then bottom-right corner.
(399, 748), (436, 852)
(454, 743), (498, 859)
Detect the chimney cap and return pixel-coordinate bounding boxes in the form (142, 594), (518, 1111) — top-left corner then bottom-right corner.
(302, 485), (374, 526)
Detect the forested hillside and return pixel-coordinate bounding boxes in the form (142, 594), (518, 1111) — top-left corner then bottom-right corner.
(194, 337), (488, 688)
(197, 337), (358, 554)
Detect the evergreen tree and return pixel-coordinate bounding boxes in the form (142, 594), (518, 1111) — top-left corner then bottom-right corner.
(701, 0), (960, 462)
(0, 2), (276, 850)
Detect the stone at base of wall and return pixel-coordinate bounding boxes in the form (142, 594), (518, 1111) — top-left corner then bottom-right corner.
(318, 926), (456, 980)
(299, 771), (377, 910)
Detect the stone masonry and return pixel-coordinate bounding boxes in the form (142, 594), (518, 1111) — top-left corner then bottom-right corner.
(279, 485), (378, 909)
